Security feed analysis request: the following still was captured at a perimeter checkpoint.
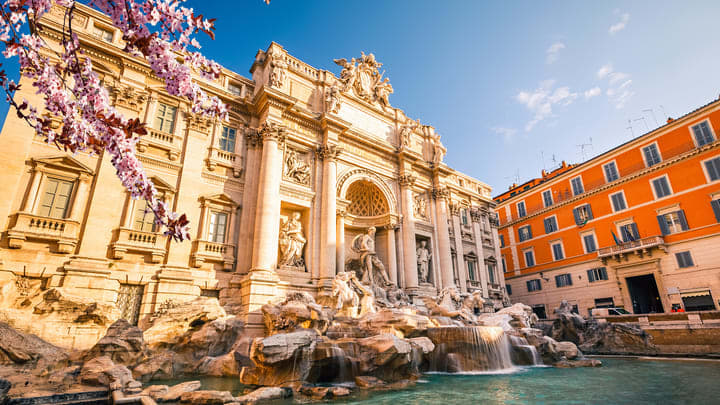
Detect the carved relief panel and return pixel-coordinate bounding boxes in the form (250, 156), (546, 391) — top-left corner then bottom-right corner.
(283, 146), (312, 186)
(413, 192), (428, 220)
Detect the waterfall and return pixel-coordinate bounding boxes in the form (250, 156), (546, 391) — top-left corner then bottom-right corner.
(427, 326), (515, 372)
(329, 343), (349, 382)
(508, 335), (543, 366)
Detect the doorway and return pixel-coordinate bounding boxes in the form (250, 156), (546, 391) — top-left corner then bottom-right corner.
(626, 274), (664, 314)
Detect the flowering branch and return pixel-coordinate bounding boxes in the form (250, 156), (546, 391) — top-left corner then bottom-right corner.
(0, 0), (256, 242)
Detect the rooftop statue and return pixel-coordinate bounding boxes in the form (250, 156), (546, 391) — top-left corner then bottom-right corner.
(333, 52), (392, 108)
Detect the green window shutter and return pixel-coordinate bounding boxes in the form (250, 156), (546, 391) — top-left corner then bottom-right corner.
(657, 215), (670, 235)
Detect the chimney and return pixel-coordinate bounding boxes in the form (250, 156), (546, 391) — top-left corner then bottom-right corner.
(667, 117), (674, 123)
(541, 169), (547, 177)
(561, 160), (567, 168)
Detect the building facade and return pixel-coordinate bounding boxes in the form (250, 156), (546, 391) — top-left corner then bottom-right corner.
(0, 5), (506, 346)
(495, 99), (720, 319)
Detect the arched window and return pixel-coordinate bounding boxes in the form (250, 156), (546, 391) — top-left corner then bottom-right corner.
(346, 180), (389, 217)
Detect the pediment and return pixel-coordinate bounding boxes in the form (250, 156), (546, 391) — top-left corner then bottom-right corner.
(150, 176), (176, 192)
(200, 193), (239, 208)
(32, 155), (94, 175)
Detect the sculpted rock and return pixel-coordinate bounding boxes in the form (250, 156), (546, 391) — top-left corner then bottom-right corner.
(140, 384), (169, 400)
(251, 329), (318, 365)
(262, 293), (330, 335)
(495, 303), (537, 329)
(554, 341), (579, 360)
(578, 321), (658, 355)
(359, 309), (434, 338)
(0, 321), (68, 367)
(549, 300), (587, 344)
(143, 298), (227, 348)
(157, 380), (202, 402)
(132, 351), (176, 381)
(84, 319), (146, 366)
(235, 387), (292, 403)
(354, 375), (385, 389)
(240, 330), (318, 386)
(179, 390), (235, 404)
(79, 356), (134, 388)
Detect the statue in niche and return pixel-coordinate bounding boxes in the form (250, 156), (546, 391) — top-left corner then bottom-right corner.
(284, 149), (311, 185)
(352, 226), (393, 288)
(325, 82), (342, 114)
(278, 212), (306, 268)
(399, 119), (419, 149)
(413, 192), (427, 220)
(416, 240), (431, 284)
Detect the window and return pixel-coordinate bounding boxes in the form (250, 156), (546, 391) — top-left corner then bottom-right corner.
(133, 201), (157, 232)
(207, 211), (228, 243)
(587, 267), (608, 282)
(227, 82), (242, 96)
(681, 290), (715, 311)
(551, 242), (564, 261)
(487, 262), (496, 284)
(692, 121), (715, 146)
(501, 256), (507, 273)
(518, 225), (532, 242)
(506, 284), (512, 295)
(619, 223), (640, 242)
(154, 102), (177, 133)
(583, 233), (597, 253)
(524, 250), (535, 267)
(610, 192), (627, 212)
(573, 204), (593, 225)
(651, 176), (672, 199)
(544, 216), (558, 234)
(219, 126), (236, 153)
(499, 234), (505, 247)
(712, 199), (720, 223)
(555, 273), (572, 288)
(705, 156), (720, 182)
(603, 161), (619, 183)
(93, 26), (114, 42)
(642, 143), (662, 167)
(532, 304), (547, 319)
(676, 251), (694, 268)
(657, 210), (689, 235)
(595, 297), (615, 308)
(542, 189), (553, 207)
(461, 209), (469, 226)
(517, 201), (527, 218)
(527, 279), (542, 292)
(571, 176), (584, 196)
(38, 178), (74, 219)
(466, 259), (477, 281)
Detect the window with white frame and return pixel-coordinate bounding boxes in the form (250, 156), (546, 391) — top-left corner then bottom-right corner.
(704, 156), (720, 182)
(657, 210), (688, 235)
(712, 197), (720, 223)
(691, 120), (715, 147)
(651, 175), (672, 199)
(38, 178), (74, 219)
(555, 273), (572, 287)
(154, 102), (177, 133)
(544, 216), (558, 234)
(642, 143), (662, 167)
(587, 267), (608, 282)
(573, 204), (593, 225)
(207, 211), (228, 243)
(227, 82), (242, 96)
(527, 279), (541, 292)
(219, 126), (236, 153)
(603, 161), (619, 183)
(551, 241), (565, 261)
(571, 176), (584, 196)
(542, 189), (553, 207)
(524, 249), (535, 267)
(675, 251), (694, 268)
(582, 232), (597, 253)
(518, 225), (532, 242)
(93, 26), (114, 42)
(517, 201), (527, 218)
(610, 191), (627, 212)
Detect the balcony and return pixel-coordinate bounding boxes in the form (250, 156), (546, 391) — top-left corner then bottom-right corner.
(191, 240), (236, 271)
(598, 235), (667, 263)
(137, 129), (182, 160)
(467, 279), (483, 292)
(205, 147), (243, 178)
(6, 212), (80, 253)
(110, 228), (167, 263)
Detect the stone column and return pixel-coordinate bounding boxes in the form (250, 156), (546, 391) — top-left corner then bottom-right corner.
(395, 227), (406, 288)
(336, 210), (346, 274)
(235, 128), (262, 274)
(399, 174), (419, 295)
(385, 223), (398, 284)
(317, 145), (340, 291)
(471, 209), (489, 298)
(69, 173), (92, 221)
(432, 187), (455, 289)
(449, 205), (467, 293)
(22, 165), (44, 212)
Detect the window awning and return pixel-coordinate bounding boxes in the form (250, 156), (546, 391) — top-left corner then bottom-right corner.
(681, 290), (711, 298)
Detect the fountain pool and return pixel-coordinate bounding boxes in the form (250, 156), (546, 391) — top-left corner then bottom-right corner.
(156, 357), (720, 404)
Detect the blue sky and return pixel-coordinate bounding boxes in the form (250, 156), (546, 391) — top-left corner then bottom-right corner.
(3, 1), (720, 195)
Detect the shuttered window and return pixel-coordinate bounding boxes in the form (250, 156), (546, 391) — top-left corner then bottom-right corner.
(610, 192), (627, 212)
(587, 267), (608, 282)
(208, 211), (228, 243)
(551, 243), (564, 260)
(542, 190), (553, 207)
(712, 199), (720, 223)
(657, 210), (689, 235)
(573, 204), (593, 225)
(517, 201), (526, 218)
(603, 162), (619, 182)
(619, 223), (640, 242)
(676, 251), (694, 268)
(583, 234), (597, 253)
(38, 178), (74, 219)
(555, 273), (572, 288)
(518, 225), (532, 242)
(527, 279), (541, 292)
(652, 177), (672, 199)
(544, 216), (558, 234)
(692, 121), (715, 146)
(705, 156), (720, 182)
(571, 177), (584, 196)
(154, 102), (177, 133)
(524, 250), (535, 267)
(642, 144), (662, 167)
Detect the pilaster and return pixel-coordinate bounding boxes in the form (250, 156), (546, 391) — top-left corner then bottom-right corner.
(432, 186), (455, 289)
(399, 173), (419, 295)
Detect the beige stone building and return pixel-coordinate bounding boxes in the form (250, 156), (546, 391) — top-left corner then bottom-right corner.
(0, 5), (506, 345)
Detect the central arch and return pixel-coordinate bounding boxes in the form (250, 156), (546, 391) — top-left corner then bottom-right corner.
(336, 168), (397, 215)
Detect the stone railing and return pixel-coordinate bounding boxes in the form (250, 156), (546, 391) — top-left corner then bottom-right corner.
(137, 128), (182, 160)
(598, 235), (666, 261)
(6, 212), (80, 253)
(467, 280), (483, 291)
(191, 239), (236, 271)
(205, 147), (242, 178)
(110, 228), (167, 263)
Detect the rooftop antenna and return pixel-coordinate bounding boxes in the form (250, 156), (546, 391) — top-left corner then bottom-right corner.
(659, 105), (668, 121)
(633, 117), (649, 132)
(576, 137), (593, 161)
(540, 151), (546, 171)
(627, 119), (634, 138)
(503, 169), (521, 186)
(642, 108), (658, 128)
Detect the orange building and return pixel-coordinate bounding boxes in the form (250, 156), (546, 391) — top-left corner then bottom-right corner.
(494, 98), (720, 319)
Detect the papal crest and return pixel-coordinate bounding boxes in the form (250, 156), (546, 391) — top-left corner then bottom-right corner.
(333, 52), (393, 110)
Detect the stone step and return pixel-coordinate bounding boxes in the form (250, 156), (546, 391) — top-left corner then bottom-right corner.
(8, 390), (109, 405)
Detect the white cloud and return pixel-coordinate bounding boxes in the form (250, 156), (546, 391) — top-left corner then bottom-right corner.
(545, 42), (566, 64)
(597, 64), (613, 79)
(608, 72), (629, 84)
(516, 79), (578, 132)
(491, 126), (518, 142)
(609, 13), (630, 34)
(584, 87), (601, 99)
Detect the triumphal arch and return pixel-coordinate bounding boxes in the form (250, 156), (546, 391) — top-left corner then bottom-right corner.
(0, 5), (507, 342)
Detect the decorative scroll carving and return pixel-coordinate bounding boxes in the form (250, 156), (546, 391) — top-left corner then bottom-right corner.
(413, 192), (428, 220)
(244, 127), (262, 148)
(333, 52), (393, 109)
(279, 212), (306, 269)
(185, 112), (212, 133)
(325, 82), (342, 114)
(284, 149), (311, 185)
(470, 208), (483, 223)
(316, 144), (342, 160)
(448, 202), (461, 216)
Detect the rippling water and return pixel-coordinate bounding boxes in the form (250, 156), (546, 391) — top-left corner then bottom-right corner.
(157, 357), (720, 404)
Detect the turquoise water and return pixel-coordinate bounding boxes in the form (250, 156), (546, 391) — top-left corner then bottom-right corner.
(159, 357), (720, 404)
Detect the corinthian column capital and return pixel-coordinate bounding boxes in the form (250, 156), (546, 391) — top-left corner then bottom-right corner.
(398, 173), (416, 187)
(316, 144), (342, 161)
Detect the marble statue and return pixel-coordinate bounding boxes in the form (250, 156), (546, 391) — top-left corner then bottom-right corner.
(325, 83), (341, 114)
(333, 57), (357, 92)
(333, 52), (392, 107)
(269, 56), (288, 89)
(284, 150), (310, 185)
(399, 119), (419, 149)
(416, 240), (431, 284)
(375, 77), (393, 109)
(352, 226), (392, 287)
(278, 212), (306, 267)
(432, 135), (445, 165)
(332, 272), (360, 317)
(413, 192), (427, 220)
